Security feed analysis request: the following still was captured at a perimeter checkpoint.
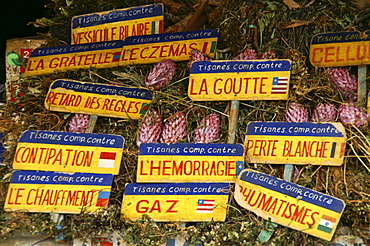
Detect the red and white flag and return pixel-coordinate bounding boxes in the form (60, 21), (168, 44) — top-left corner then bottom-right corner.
(271, 77), (288, 94)
(98, 152), (116, 168)
(196, 199), (215, 213)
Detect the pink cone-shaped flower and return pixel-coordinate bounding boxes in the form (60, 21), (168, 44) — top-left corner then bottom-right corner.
(188, 49), (212, 71)
(338, 103), (368, 129)
(145, 59), (176, 90)
(160, 112), (187, 144)
(194, 114), (220, 143)
(285, 102), (309, 122)
(136, 109), (162, 146)
(236, 48), (258, 60)
(311, 103), (337, 122)
(69, 114), (90, 133)
(327, 68), (358, 101)
(260, 49), (278, 59)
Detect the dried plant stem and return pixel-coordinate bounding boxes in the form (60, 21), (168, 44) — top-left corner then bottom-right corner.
(192, 103), (229, 117)
(167, 76), (189, 87)
(348, 143), (370, 173)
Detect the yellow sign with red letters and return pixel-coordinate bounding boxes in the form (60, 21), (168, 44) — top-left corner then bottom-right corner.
(13, 130), (124, 174)
(24, 41), (123, 76)
(71, 4), (164, 44)
(189, 60), (291, 101)
(137, 143), (244, 183)
(244, 122), (346, 166)
(5, 170), (113, 213)
(310, 31), (370, 67)
(118, 29), (218, 65)
(121, 183), (229, 221)
(235, 169), (345, 241)
(44, 79), (152, 119)
(24, 30), (218, 76)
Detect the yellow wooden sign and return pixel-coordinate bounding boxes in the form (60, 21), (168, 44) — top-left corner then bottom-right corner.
(71, 4), (163, 44)
(13, 130), (124, 175)
(310, 30), (370, 67)
(245, 122), (346, 166)
(189, 60), (291, 101)
(121, 183), (229, 221)
(119, 29), (218, 65)
(44, 79), (152, 119)
(137, 143), (244, 183)
(5, 170), (113, 213)
(235, 169), (345, 241)
(24, 41), (123, 76)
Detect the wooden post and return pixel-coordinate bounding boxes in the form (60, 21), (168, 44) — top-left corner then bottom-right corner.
(358, 65), (367, 106)
(227, 101), (240, 144)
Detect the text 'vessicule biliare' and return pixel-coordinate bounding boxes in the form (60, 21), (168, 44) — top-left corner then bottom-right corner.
(72, 21), (152, 44)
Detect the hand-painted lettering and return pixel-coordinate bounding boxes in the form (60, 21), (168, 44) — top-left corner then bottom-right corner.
(136, 199), (179, 213)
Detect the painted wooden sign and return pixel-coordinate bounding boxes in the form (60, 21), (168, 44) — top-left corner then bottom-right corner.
(310, 30), (370, 67)
(137, 143), (244, 183)
(245, 122), (346, 166)
(235, 169), (345, 241)
(5, 170), (113, 213)
(118, 29), (219, 65)
(45, 79), (152, 119)
(188, 60), (291, 101)
(13, 130), (124, 175)
(71, 4), (164, 44)
(121, 183), (229, 222)
(24, 40), (123, 76)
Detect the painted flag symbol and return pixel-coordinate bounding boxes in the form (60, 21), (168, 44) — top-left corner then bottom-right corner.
(317, 215), (336, 233)
(112, 52), (121, 62)
(151, 20), (164, 34)
(196, 199), (215, 213)
(139, 103), (151, 114)
(98, 152), (116, 168)
(201, 41), (217, 54)
(96, 191), (110, 207)
(271, 77), (288, 94)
